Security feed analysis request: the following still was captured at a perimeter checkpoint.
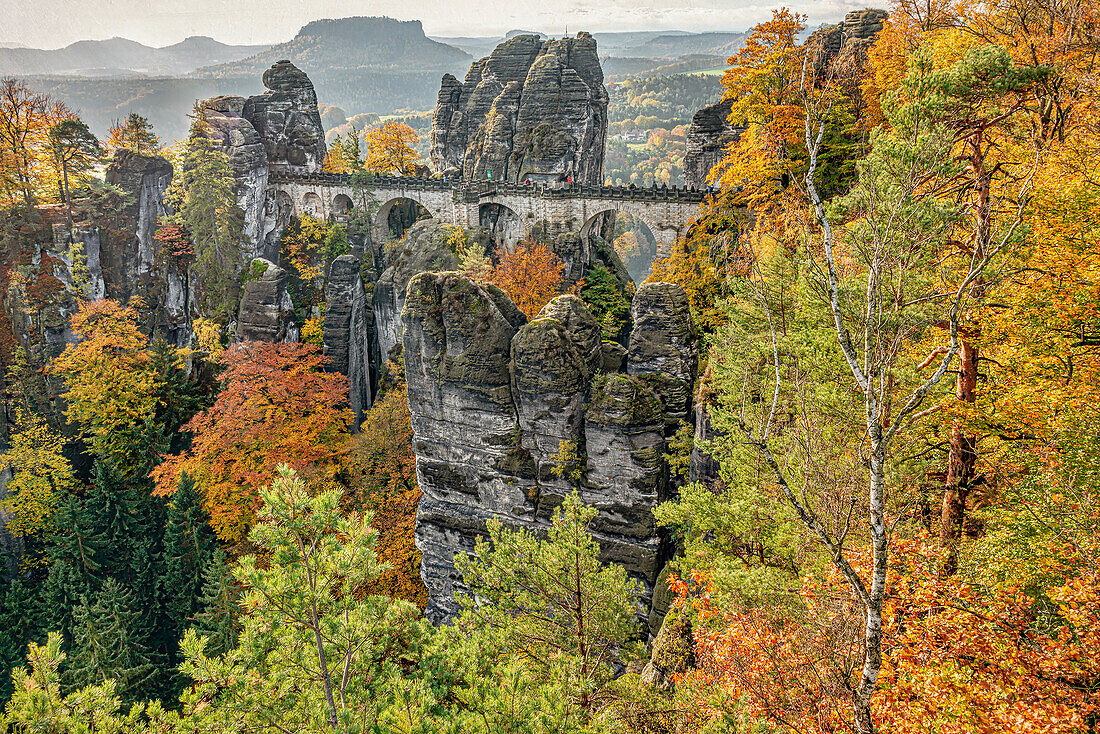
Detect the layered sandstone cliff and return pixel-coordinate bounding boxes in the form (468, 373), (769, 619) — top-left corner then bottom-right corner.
(430, 33), (608, 184)
(403, 276), (695, 628)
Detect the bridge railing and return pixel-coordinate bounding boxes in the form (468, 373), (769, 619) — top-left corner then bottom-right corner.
(267, 170), (708, 204)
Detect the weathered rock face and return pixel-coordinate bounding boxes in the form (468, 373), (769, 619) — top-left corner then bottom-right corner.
(430, 33), (608, 184)
(201, 96), (270, 257)
(684, 98), (741, 190)
(324, 255), (372, 427)
(403, 272), (527, 622)
(405, 278), (695, 627)
(627, 282), (698, 429)
(236, 259), (297, 343)
(103, 151), (192, 343)
(373, 219), (462, 361)
(243, 61), (328, 175)
(198, 61), (325, 258)
(809, 8), (888, 68)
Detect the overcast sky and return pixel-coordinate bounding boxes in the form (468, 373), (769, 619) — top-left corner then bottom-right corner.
(0, 0), (867, 49)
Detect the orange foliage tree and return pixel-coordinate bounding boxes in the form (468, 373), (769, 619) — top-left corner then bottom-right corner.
(152, 342), (351, 544)
(676, 533), (1100, 734)
(343, 374), (427, 607)
(487, 239), (572, 319)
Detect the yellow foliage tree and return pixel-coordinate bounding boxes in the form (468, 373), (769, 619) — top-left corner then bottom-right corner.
(362, 121), (419, 175)
(50, 299), (163, 473)
(0, 405), (75, 538)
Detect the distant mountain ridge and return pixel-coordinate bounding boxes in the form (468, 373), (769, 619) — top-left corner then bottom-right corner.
(0, 36), (267, 77)
(197, 17), (471, 76)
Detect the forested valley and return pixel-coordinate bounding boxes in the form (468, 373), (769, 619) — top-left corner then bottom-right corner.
(0, 0), (1098, 732)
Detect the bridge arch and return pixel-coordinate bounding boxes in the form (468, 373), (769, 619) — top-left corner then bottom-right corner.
(479, 202), (522, 251)
(332, 193), (353, 215)
(580, 208), (661, 283)
(377, 197), (434, 241)
(301, 191), (324, 219)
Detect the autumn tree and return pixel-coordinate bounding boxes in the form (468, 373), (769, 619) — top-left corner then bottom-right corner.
(0, 79), (70, 208)
(323, 125), (362, 173)
(362, 121), (419, 175)
(47, 117), (103, 231)
(50, 299), (164, 475)
(343, 377), (426, 606)
(106, 112), (160, 155)
(152, 342), (351, 543)
(0, 404), (76, 539)
(488, 239), (572, 319)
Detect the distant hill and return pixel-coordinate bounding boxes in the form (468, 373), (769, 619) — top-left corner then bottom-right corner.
(197, 17), (470, 76)
(0, 36), (267, 77)
(622, 32), (746, 58)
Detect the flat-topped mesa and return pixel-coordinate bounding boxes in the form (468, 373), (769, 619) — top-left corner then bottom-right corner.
(404, 276), (696, 629)
(430, 32), (608, 185)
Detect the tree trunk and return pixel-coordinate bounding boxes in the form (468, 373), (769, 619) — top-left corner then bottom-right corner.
(941, 338), (977, 574)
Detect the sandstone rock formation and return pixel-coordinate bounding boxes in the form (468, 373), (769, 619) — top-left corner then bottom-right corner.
(236, 259), (297, 343)
(684, 98), (740, 190)
(404, 275), (696, 627)
(430, 33), (608, 184)
(373, 220), (462, 360)
(103, 150), (193, 344)
(243, 60), (328, 175)
(200, 96), (270, 255)
(324, 255), (373, 427)
(199, 60), (326, 258)
(809, 8), (888, 68)
(627, 282), (698, 430)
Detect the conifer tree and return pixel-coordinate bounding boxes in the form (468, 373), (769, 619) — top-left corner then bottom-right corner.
(67, 579), (156, 701)
(191, 549), (238, 657)
(162, 473), (216, 639)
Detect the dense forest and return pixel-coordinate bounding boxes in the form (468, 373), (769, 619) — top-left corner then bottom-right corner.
(0, 0), (1099, 731)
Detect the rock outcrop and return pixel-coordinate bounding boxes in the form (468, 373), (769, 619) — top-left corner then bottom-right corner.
(373, 220), (462, 360)
(200, 96), (270, 256)
(430, 33), (608, 184)
(103, 151), (192, 344)
(236, 259), (297, 343)
(198, 60), (326, 258)
(809, 8), (888, 68)
(684, 98), (740, 190)
(243, 60), (327, 175)
(627, 282), (698, 430)
(324, 255), (373, 427)
(404, 276), (696, 627)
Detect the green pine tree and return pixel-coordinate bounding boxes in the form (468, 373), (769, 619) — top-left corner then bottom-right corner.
(0, 577), (43, 706)
(191, 549), (238, 657)
(162, 473), (216, 640)
(67, 578), (156, 701)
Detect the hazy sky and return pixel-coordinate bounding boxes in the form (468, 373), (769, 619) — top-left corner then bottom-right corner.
(0, 0), (867, 48)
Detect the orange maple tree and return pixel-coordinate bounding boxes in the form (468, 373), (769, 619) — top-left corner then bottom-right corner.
(487, 239), (573, 319)
(343, 376), (427, 606)
(152, 341), (351, 543)
(675, 534), (1100, 734)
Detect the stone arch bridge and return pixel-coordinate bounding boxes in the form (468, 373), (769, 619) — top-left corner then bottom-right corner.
(268, 172), (707, 259)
